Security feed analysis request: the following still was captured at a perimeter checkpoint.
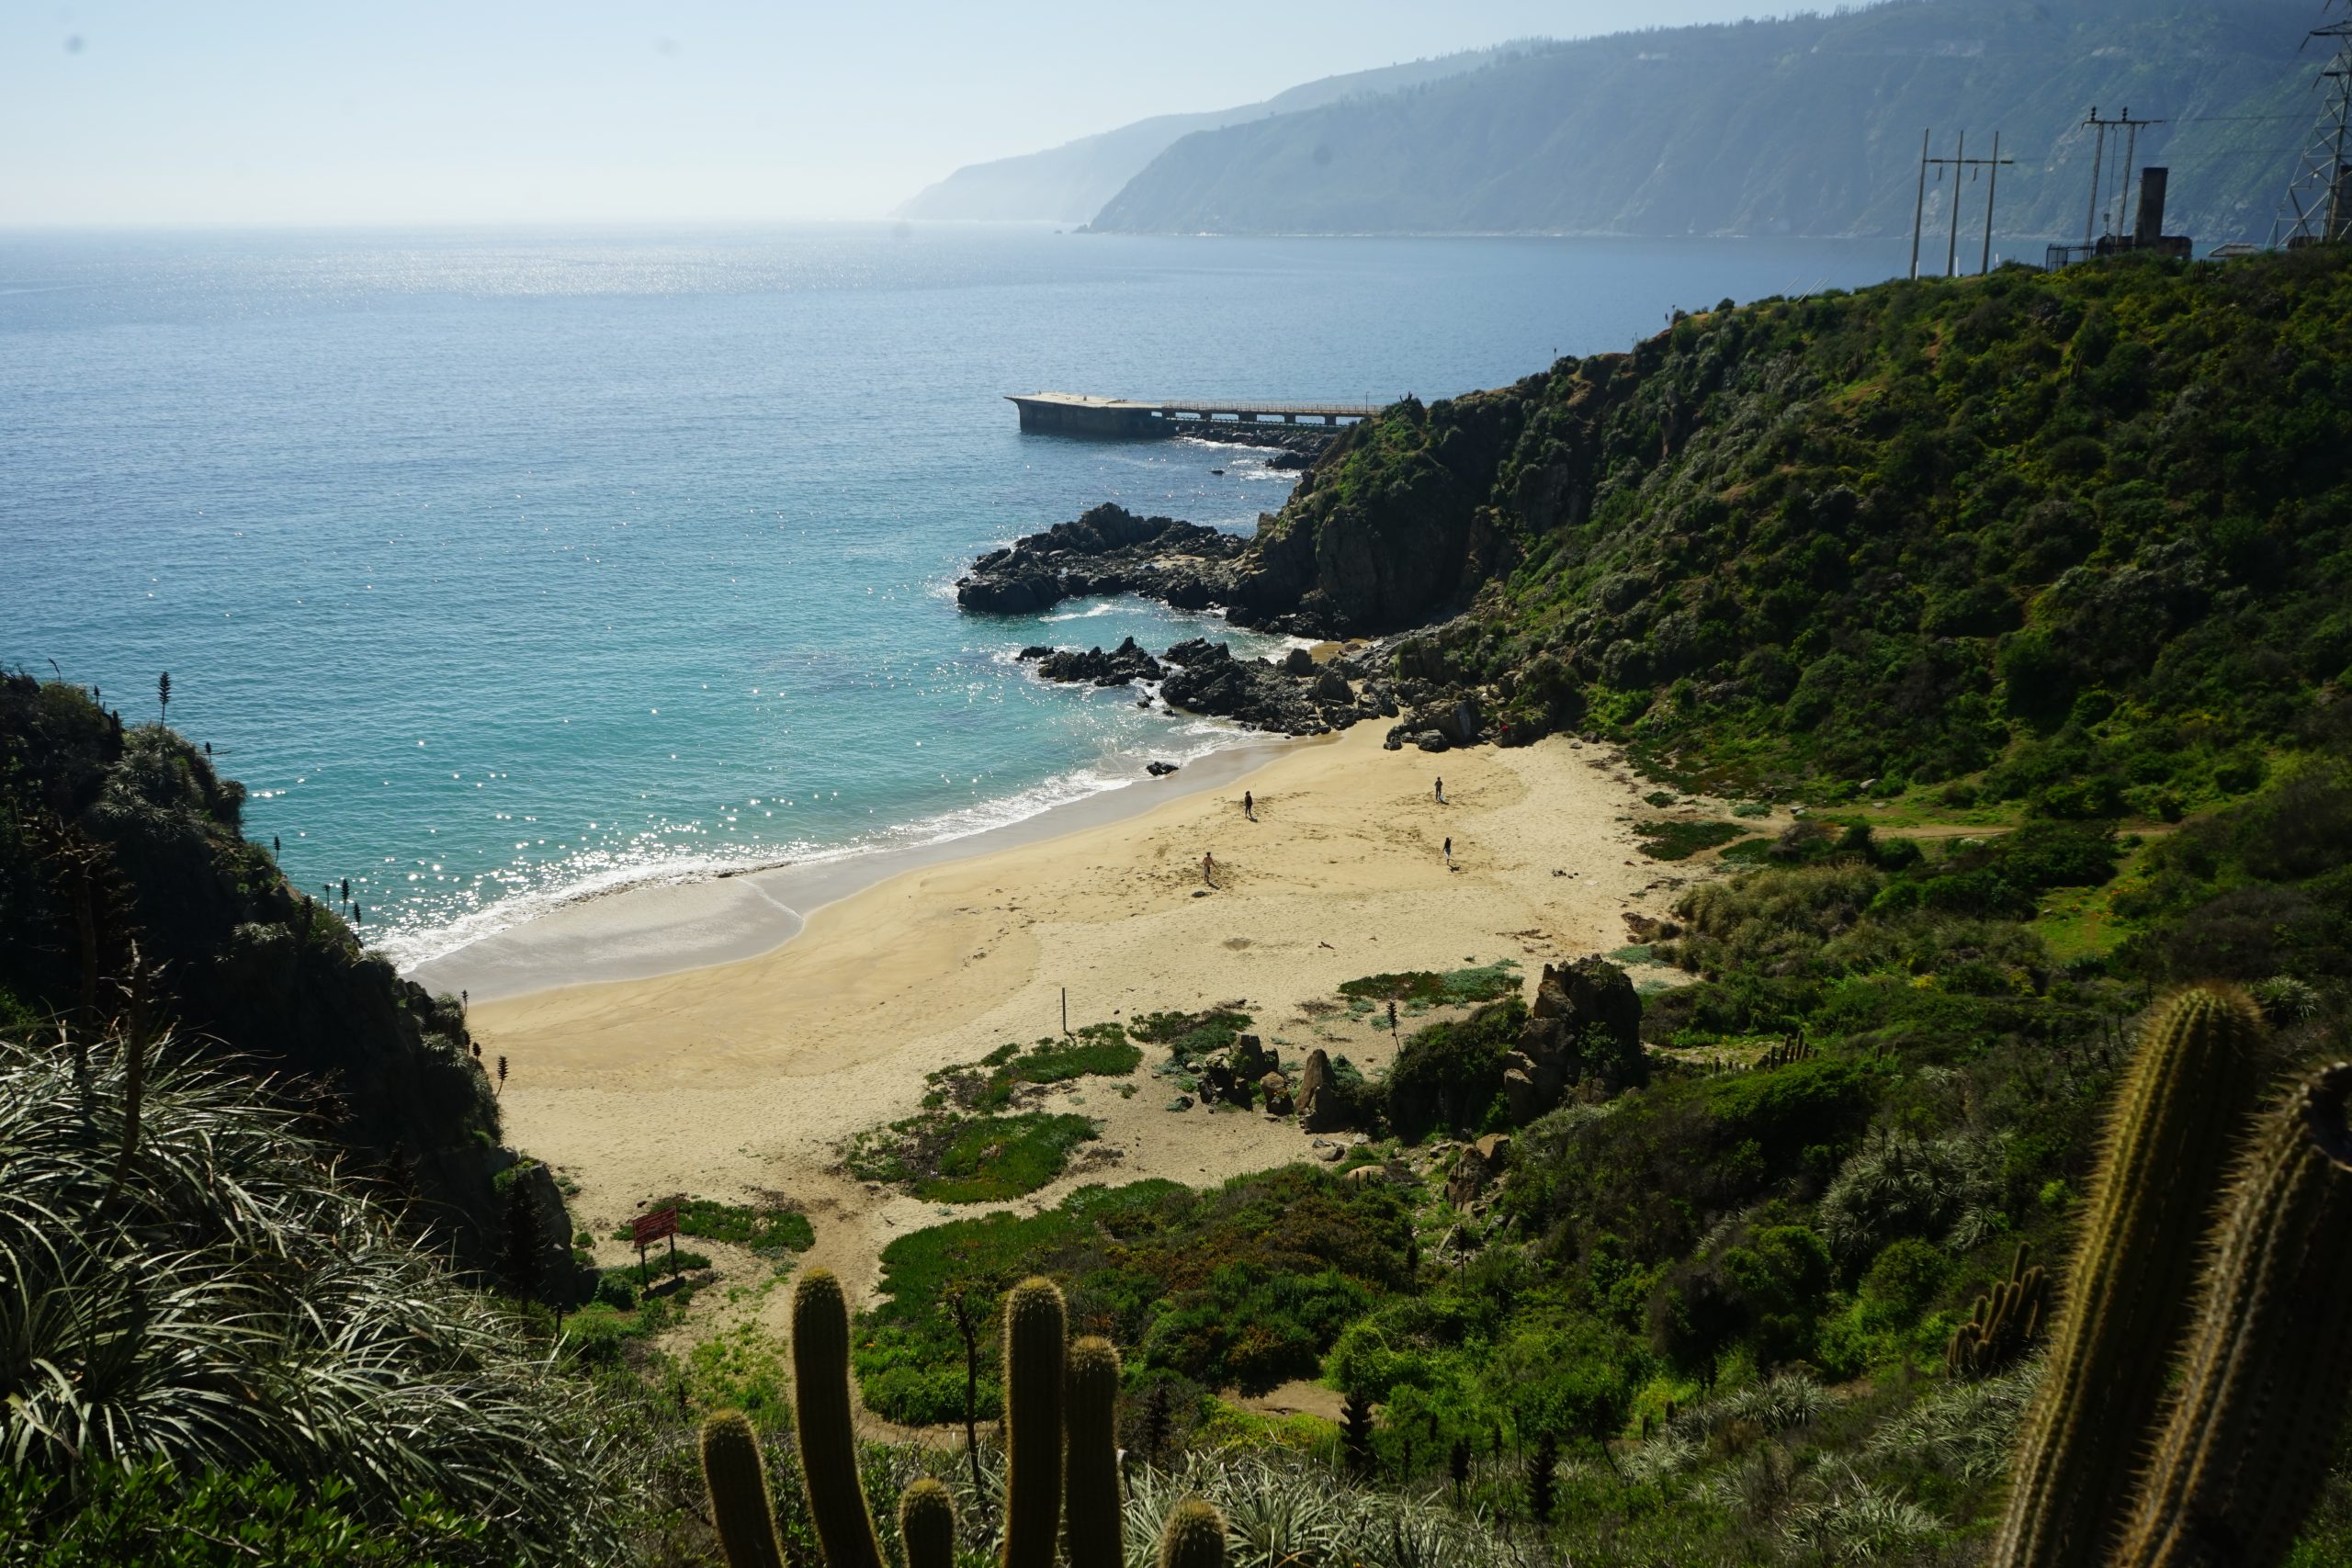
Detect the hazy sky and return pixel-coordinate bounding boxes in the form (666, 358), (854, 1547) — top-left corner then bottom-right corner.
(6, 1), (1786, 226)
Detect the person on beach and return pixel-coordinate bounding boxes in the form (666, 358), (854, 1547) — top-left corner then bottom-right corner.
(1435, 777), (1445, 804)
(1443, 836), (1453, 868)
(1202, 851), (1217, 887)
(1243, 790), (1254, 820)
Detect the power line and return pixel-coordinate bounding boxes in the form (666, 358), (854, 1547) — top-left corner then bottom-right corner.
(1909, 129), (2015, 279)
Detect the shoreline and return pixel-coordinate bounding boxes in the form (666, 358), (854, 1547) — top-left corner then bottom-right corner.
(406, 732), (1301, 1003)
(469, 724), (1703, 1322)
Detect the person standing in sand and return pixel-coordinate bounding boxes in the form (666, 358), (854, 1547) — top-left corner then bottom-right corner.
(1243, 790), (1254, 820)
(1202, 851), (1217, 887)
(1443, 836), (1453, 867)
(1434, 777), (1445, 804)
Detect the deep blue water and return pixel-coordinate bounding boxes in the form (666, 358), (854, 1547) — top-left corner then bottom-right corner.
(0, 224), (1906, 965)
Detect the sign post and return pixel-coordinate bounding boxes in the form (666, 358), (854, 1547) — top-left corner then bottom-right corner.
(632, 1205), (678, 1287)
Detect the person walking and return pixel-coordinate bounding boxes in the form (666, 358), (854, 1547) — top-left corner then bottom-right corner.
(1243, 790), (1255, 820)
(1443, 836), (1453, 868)
(1434, 777), (1445, 804)
(1202, 850), (1217, 887)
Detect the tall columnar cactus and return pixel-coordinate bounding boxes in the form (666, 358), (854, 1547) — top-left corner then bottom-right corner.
(1157, 1499), (1229, 1568)
(792, 1268), (887, 1568)
(898, 1477), (959, 1568)
(2117, 1062), (2352, 1568)
(1993, 986), (2267, 1568)
(1946, 1243), (2049, 1380)
(700, 1409), (786, 1568)
(1063, 1335), (1124, 1568)
(1001, 1276), (1068, 1568)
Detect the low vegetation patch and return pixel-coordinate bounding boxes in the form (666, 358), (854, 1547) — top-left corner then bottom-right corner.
(927, 1021), (1140, 1111)
(1129, 1008), (1253, 1065)
(1634, 819), (1755, 861)
(848, 1109), (1100, 1203)
(1337, 959), (1520, 1016)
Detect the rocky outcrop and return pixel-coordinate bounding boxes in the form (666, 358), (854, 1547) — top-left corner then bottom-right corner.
(1445, 1133), (1512, 1206)
(956, 502), (1247, 615)
(1159, 642), (1367, 735)
(1025, 637), (1163, 686)
(1515, 956), (1648, 1111)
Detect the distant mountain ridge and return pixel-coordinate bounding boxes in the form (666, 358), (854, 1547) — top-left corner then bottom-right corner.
(892, 45), (1528, 223)
(1086, 0), (2318, 241)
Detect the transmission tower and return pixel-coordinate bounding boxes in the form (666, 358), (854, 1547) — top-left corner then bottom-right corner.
(2275, 0), (2352, 245)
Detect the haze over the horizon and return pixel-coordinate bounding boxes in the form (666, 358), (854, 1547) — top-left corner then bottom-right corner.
(7, 1), (1788, 227)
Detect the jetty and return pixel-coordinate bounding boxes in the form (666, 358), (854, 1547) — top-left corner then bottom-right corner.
(1007, 391), (1382, 438)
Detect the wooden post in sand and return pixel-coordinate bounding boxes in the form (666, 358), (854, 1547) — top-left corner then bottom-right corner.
(1061, 987), (1069, 1036)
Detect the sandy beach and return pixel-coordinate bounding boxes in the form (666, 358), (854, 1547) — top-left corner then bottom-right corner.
(469, 723), (1713, 1348)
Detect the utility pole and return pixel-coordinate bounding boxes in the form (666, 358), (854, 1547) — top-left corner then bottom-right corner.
(1947, 130), (1966, 276)
(1920, 134), (2015, 277)
(2080, 107), (2165, 243)
(1910, 129), (1930, 278)
(1982, 130), (2005, 273)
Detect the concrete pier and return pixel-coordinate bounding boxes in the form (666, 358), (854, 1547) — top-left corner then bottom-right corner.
(1008, 391), (1381, 438)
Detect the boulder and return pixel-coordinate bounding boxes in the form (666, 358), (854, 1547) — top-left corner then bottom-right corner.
(1503, 1066), (1543, 1124)
(1313, 667), (1352, 703)
(1297, 1048), (1344, 1131)
(1283, 647), (1316, 675)
(1232, 1033), (1272, 1082)
(1145, 760), (1180, 777)
(1415, 731), (1449, 752)
(1034, 636), (1162, 686)
(1341, 1165), (1390, 1187)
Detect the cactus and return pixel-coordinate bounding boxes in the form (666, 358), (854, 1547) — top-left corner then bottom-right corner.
(1529, 1431), (1558, 1524)
(1340, 1388), (1375, 1478)
(1001, 1276), (1067, 1568)
(2116, 1063), (2352, 1568)
(1946, 1243), (2048, 1379)
(791, 1269), (888, 1568)
(1156, 1499), (1228, 1568)
(899, 1477), (958, 1568)
(1064, 1334), (1123, 1568)
(1991, 987), (2267, 1568)
(700, 1409), (786, 1568)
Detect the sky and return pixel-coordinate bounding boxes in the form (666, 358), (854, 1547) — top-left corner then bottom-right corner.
(5, 1), (1788, 226)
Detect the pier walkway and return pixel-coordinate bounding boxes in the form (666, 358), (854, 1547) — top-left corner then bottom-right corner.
(1008, 391), (1382, 438)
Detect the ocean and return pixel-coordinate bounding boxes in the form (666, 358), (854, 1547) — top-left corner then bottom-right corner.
(0, 224), (1905, 972)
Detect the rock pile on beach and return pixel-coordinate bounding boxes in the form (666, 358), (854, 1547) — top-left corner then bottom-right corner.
(1020, 637), (1162, 685)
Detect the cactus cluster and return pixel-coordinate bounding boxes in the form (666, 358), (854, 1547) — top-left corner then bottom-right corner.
(700, 1269), (1231, 1568)
(1754, 1030), (1815, 1072)
(1993, 987), (2352, 1568)
(1945, 1243), (2047, 1380)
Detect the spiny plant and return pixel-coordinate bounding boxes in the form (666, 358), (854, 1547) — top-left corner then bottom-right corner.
(1002, 1276), (1067, 1568)
(706, 1270), (1220, 1568)
(1946, 1243), (2048, 1380)
(1157, 1498), (1227, 1568)
(1340, 1388), (1375, 1478)
(1992, 986), (2267, 1568)
(794, 1269), (888, 1568)
(899, 1477), (958, 1568)
(0, 1023), (615, 1562)
(2115, 1062), (2352, 1568)
(700, 1410), (786, 1568)
(1064, 1334), (1123, 1568)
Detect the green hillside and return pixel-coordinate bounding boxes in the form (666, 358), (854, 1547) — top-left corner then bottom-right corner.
(1091, 0), (2319, 239)
(1277, 247), (2352, 820)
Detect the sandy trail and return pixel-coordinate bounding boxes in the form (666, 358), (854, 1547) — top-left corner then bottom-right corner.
(472, 725), (1714, 1355)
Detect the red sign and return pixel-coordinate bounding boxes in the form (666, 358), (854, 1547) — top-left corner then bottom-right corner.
(632, 1207), (678, 1248)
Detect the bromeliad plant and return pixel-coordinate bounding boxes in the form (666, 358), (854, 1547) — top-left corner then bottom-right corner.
(703, 1270), (1229, 1568)
(0, 1021), (615, 1563)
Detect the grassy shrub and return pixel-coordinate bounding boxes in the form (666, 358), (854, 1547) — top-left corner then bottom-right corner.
(849, 1110), (1099, 1203)
(929, 1021), (1141, 1111)
(1129, 1009), (1253, 1065)
(1384, 997), (1528, 1142)
(1337, 960), (1521, 1015)
(1634, 820), (1755, 861)
(672, 1198), (815, 1254)
(0, 1027), (614, 1563)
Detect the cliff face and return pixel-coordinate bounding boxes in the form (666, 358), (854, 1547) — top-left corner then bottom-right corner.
(1089, 0), (2312, 240)
(0, 676), (526, 1275)
(1232, 248), (2352, 804)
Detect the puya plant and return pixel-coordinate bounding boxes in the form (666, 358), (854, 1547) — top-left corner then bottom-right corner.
(1994, 987), (2352, 1568)
(701, 1269), (1229, 1568)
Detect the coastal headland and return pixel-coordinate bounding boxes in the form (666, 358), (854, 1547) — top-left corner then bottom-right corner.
(469, 720), (1721, 1348)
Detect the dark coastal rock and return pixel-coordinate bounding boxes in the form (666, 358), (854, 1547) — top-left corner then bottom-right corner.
(955, 502), (1247, 616)
(1159, 652), (1332, 735)
(1145, 760), (1180, 777)
(1034, 636), (1163, 686)
(1163, 637), (1226, 667)
(1297, 1048), (1344, 1132)
(1017, 645), (1054, 660)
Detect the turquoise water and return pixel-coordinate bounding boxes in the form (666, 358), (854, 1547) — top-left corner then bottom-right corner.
(1, 225), (1905, 966)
